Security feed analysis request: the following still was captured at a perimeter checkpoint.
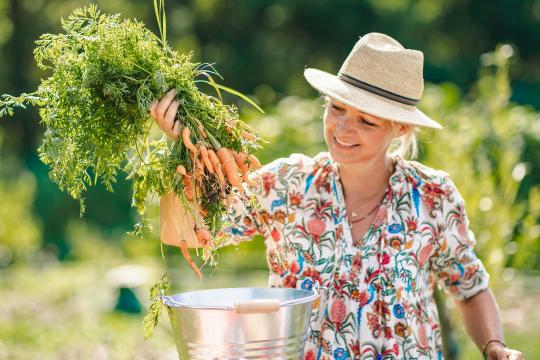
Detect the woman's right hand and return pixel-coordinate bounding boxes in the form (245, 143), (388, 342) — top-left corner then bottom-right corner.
(149, 88), (183, 140)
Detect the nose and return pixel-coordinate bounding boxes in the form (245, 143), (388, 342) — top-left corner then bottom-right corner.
(335, 114), (358, 135)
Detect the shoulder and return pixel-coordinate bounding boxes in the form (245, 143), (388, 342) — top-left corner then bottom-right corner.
(396, 159), (464, 218)
(398, 158), (456, 192)
(400, 159), (449, 184)
(253, 151), (332, 179)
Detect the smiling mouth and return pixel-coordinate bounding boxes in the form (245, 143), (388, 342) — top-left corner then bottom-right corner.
(333, 135), (360, 148)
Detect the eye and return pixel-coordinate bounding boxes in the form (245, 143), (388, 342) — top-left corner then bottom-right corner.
(362, 118), (377, 127)
(332, 104), (345, 112)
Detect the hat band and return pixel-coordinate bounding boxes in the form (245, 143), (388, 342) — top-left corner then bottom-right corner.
(338, 73), (420, 106)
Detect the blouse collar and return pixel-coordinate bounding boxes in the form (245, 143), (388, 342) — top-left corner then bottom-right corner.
(326, 152), (407, 197)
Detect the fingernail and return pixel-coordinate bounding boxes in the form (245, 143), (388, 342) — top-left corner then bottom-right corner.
(169, 88), (177, 95)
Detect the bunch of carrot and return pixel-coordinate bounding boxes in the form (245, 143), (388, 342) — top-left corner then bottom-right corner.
(174, 120), (262, 278)
(0, 3), (266, 281)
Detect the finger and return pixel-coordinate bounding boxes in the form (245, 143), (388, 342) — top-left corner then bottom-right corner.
(494, 349), (508, 360)
(163, 100), (180, 132)
(507, 350), (524, 360)
(488, 349), (506, 360)
(149, 100), (158, 120)
(156, 89), (177, 127)
(171, 120), (182, 140)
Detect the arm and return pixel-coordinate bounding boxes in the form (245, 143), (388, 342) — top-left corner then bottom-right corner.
(431, 175), (523, 359)
(160, 193), (199, 248)
(150, 90), (199, 248)
(151, 90), (263, 249)
(455, 289), (504, 358)
(456, 289), (524, 359)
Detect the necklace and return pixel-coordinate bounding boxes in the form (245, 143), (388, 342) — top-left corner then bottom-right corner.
(349, 187), (389, 224)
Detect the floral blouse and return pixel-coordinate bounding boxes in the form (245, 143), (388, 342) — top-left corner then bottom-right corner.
(221, 151), (489, 360)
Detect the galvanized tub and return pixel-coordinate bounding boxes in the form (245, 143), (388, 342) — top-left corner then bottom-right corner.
(161, 285), (325, 360)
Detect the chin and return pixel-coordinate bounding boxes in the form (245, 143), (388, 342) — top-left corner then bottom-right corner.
(326, 145), (361, 164)
(329, 151), (363, 165)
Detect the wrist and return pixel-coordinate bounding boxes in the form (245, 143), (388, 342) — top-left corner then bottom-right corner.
(482, 339), (507, 359)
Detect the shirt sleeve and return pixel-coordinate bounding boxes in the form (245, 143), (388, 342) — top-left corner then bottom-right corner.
(431, 176), (490, 300)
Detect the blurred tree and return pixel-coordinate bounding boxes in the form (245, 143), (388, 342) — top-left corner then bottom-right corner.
(0, 0), (538, 266)
(0, 130), (41, 265)
(419, 45), (540, 279)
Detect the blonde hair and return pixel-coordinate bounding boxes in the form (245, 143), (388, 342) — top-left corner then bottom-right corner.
(388, 122), (418, 159)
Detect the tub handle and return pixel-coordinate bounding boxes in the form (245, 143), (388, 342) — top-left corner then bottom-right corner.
(311, 282), (329, 325)
(234, 299), (280, 314)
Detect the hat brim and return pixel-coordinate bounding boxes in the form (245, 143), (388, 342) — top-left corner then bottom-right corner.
(304, 68), (442, 129)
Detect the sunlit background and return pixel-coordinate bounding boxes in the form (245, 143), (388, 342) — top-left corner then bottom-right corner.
(1, 0), (539, 359)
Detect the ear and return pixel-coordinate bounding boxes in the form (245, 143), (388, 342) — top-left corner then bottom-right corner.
(394, 123), (409, 138)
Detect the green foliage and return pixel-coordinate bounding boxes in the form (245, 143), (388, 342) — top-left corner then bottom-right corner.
(142, 273), (169, 340)
(64, 220), (123, 261)
(0, 131), (41, 265)
(0, 5), (262, 238)
(512, 187), (540, 269)
(241, 96), (327, 164)
(419, 45), (540, 279)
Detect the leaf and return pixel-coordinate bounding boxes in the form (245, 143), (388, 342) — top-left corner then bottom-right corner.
(162, 0), (167, 46)
(143, 274), (169, 340)
(153, 0), (162, 45)
(201, 72), (223, 102)
(199, 81), (265, 114)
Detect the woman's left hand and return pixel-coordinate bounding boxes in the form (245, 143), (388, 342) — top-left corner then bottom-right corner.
(485, 343), (524, 360)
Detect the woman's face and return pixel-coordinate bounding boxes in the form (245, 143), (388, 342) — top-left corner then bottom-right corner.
(323, 97), (406, 165)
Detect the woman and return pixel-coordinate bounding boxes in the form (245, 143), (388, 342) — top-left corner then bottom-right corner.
(151, 33), (523, 360)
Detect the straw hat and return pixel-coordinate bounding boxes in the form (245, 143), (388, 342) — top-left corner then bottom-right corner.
(304, 32), (442, 129)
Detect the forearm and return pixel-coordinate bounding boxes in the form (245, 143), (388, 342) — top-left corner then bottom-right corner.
(455, 288), (504, 352)
(160, 193), (199, 248)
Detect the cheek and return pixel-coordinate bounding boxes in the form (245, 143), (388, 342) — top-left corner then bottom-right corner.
(323, 113), (334, 139)
(364, 130), (386, 144)
(366, 129), (395, 152)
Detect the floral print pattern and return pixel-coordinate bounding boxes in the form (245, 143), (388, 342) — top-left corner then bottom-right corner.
(222, 152), (489, 359)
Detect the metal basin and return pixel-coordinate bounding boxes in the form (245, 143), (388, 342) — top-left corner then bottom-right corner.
(162, 285), (323, 359)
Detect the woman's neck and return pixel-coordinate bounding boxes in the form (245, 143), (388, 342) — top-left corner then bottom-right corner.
(337, 155), (394, 204)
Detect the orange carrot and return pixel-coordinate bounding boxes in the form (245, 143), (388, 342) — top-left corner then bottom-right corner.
(198, 123), (208, 139)
(182, 127), (197, 154)
(247, 154), (261, 170)
(183, 175), (194, 201)
(241, 130), (257, 141)
(176, 164), (187, 176)
(195, 226), (212, 247)
(217, 147), (243, 192)
(233, 151), (248, 174)
(179, 240), (203, 279)
(199, 145), (214, 174)
(207, 149), (226, 186)
(196, 203), (208, 217)
(194, 158), (205, 183)
(232, 150), (256, 187)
